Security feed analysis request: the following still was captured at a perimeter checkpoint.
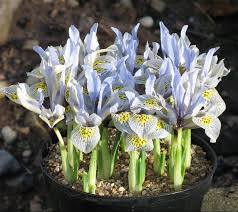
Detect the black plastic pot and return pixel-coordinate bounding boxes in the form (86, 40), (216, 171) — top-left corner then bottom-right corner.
(40, 135), (217, 212)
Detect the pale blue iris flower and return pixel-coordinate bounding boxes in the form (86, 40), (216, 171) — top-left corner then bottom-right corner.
(170, 61), (226, 143)
(1, 22), (229, 150)
(159, 22), (199, 73)
(69, 67), (122, 153)
(111, 24), (140, 73)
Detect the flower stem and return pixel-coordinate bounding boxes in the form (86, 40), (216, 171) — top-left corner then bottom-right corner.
(67, 124), (74, 169)
(88, 148), (97, 194)
(97, 127), (111, 180)
(153, 139), (161, 176)
(53, 127), (75, 183)
(136, 151), (146, 192)
(183, 129), (191, 169)
(174, 128), (183, 191)
(82, 172), (89, 193)
(110, 130), (121, 176)
(53, 127), (67, 174)
(128, 151), (138, 193)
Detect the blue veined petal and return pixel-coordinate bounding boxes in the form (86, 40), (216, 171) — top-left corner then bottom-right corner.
(39, 104), (65, 128)
(84, 65), (101, 107)
(75, 110), (102, 127)
(84, 23), (99, 54)
(159, 22), (179, 66)
(26, 66), (44, 79)
(17, 83), (44, 114)
(54, 69), (66, 107)
(68, 79), (85, 112)
(111, 112), (134, 134)
(148, 119), (171, 139)
(69, 25), (80, 44)
(200, 88), (226, 117)
(131, 23), (140, 42)
(0, 84), (21, 104)
(125, 134), (153, 152)
(47, 46), (60, 66)
(130, 95), (162, 114)
(128, 114), (157, 137)
(180, 38), (198, 72)
(30, 82), (49, 98)
(43, 64), (57, 109)
(143, 58), (163, 75)
(33, 46), (48, 61)
(72, 125), (100, 154)
(145, 74), (156, 95)
(117, 58), (135, 88)
(154, 74), (172, 98)
(144, 42), (160, 61)
(127, 39), (138, 73)
(111, 26), (125, 55)
(65, 105), (75, 125)
(202, 48), (218, 77)
(192, 114), (221, 143)
(180, 25), (188, 41)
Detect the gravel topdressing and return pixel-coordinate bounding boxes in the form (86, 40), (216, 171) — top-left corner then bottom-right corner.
(43, 139), (212, 197)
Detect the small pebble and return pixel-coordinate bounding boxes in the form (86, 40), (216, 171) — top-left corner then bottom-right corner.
(118, 187), (125, 192)
(68, 0), (79, 7)
(22, 150), (32, 158)
(1, 126), (17, 145)
(139, 16), (154, 28)
(23, 40), (39, 50)
(150, 0), (166, 13)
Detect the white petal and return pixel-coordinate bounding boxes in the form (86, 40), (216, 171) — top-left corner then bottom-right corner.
(72, 125), (100, 154)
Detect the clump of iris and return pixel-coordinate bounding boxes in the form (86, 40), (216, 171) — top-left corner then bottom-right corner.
(0, 22), (229, 194)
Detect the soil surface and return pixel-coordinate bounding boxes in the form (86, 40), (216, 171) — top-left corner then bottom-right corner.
(43, 143), (212, 197)
(0, 0), (238, 211)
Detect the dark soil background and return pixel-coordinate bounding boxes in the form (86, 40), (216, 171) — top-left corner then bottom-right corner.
(0, 0), (238, 211)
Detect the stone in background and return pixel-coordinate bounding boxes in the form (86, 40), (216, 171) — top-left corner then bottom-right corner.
(0, 0), (22, 45)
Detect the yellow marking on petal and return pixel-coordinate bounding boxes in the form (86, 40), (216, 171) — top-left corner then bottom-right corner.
(34, 83), (48, 92)
(65, 88), (70, 99)
(93, 60), (105, 73)
(49, 119), (55, 126)
(144, 99), (158, 108)
(117, 112), (130, 124)
(59, 56), (65, 64)
(199, 116), (212, 126)
(94, 60), (104, 66)
(65, 105), (71, 113)
(130, 135), (147, 148)
(94, 66), (104, 73)
(118, 94), (127, 100)
(65, 74), (71, 85)
(202, 89), (215, 101)
(179, 65), (186, 74)
(10, 93), (18, 101)
(157, 120), (164, 129)
(164, 80), (171, 91)
(112, 86), (123, 92)
(136, 57), (144, 65)
(135, 114), (151, 126)
(83, 87), (88, 95)
(140, 76), (146, 83)
(78, 127), (95, 140)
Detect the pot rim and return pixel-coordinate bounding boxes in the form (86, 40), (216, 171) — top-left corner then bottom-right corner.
(40, 133), (217, 200)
